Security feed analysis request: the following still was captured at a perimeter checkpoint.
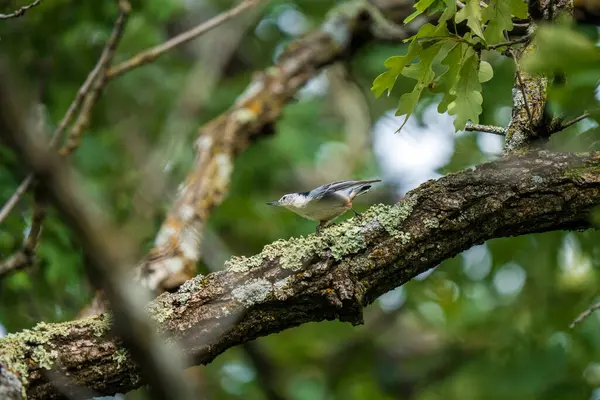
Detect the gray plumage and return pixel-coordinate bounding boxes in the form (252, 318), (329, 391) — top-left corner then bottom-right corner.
(267, 179), (381, 234)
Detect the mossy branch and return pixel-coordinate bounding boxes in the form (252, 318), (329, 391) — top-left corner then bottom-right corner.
(2, 150), (600, 399)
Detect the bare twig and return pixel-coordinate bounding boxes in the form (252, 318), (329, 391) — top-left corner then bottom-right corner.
(487, 34), (532, 50)
(106, 0), (261, 80)
(509, 48), (534, 125)
(0, 1), (130, 227)
(571, 301), (600, 328)
(465, 122), (507, 136)
(23, 190), (45, 255)
(0, 252), (29, 276)
(0, 174), (32, 225)
(0, 0), (42, 19)
(61, 0), (131, 154)
(561, 112), (591, 131)
(0, 59), (196, 400)
(0, 190), (47, 278)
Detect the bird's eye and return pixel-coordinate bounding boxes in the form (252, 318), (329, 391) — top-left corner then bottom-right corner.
(282, 195), (287, 201)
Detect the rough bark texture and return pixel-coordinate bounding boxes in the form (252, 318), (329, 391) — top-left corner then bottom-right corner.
(1, 150), (600, 399)
(504, 0), (574, 152)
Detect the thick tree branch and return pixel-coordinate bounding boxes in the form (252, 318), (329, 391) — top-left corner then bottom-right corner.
(1, 150), (600, 398)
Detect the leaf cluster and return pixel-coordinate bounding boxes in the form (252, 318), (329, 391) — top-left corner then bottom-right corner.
(371, 0), (528, 131)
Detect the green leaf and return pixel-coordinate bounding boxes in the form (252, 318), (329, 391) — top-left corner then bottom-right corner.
(394, 42), (445, 129)
(447, 53), (484, 130)
(403, 22), (446, 43)
(371, 52), (418, 98)
(438, 0), (458, 24)
(478, 60), (494, 82)
(404, 0), (436, 24)
(431, 43), (472, 113)
(510, 0), (529, 19)
(455, 0), (485, 40)
(372, 23), (445, 97)
(482, 0), (520, 44)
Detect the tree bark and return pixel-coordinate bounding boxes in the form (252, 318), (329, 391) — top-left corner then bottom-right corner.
(1, 150), (599, 399)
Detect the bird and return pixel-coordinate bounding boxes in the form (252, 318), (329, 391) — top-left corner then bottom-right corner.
(267, 179), (382, 235)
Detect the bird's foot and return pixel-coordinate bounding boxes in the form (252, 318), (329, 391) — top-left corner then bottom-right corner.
(316, 224), (323, 236)
(352, 208), (362, 218)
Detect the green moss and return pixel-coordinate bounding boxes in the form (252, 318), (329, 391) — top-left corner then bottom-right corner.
(91, 315), (111, 338)
(262, 236), (328, 271)
(564, 164), (600, 183)
(147, 301), (174, 324)
(225, 254), (264, 272)
(327, 225), (366, 260)
(369, 197), (417, 237)
(31, 347), (57, 370)
(112, 348), (129, 369)
(179, 275), (206, 293)
(0, 336), (29, 395)
(395, 232), (411, 244)
(423, 217), (440, 229)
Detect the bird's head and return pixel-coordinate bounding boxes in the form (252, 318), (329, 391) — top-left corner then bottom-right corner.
(267, 193), (304, 208)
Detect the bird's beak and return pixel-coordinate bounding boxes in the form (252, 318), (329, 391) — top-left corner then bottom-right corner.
(266, 201), (280, 206)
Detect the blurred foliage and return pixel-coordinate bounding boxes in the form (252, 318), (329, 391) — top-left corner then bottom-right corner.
(1, 0), (600, 400)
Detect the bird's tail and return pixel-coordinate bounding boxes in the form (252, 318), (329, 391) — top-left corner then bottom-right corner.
(350, 179), (382, 199)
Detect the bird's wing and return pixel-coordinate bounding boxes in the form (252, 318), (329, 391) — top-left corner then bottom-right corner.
(309, 179), (381, 200)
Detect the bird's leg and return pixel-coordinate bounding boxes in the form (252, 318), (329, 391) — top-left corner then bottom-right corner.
(352, 207), (361, 218)
(316, 220), (331, 236)
(316, 221), (324, 236)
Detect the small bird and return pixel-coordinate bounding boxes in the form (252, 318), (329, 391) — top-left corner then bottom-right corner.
(267, 179), (382, 235)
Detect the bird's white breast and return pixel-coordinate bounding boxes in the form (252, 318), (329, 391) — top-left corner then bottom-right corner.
(285, 200), (349, 222)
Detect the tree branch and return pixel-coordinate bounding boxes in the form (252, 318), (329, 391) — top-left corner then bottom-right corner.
(105, 0), (262, 80)
(0, 0), (130, 277)
(503, 0), (573, 153)
(1, 150), (600, 398)
(134, 0), (422, 294)
(464, 122), (507, 136)
(0, 0), (42, 20)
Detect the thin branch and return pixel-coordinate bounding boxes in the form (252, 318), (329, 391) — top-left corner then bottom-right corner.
(0, 192), (46, 278)
(0, 1), (130, 226)
(487, 34), (532, 50)
(561, 112), (591, 131)
(509, 47), (534, 125)
(105, 0), (261, 80)
(465, 122), (507, 136)
(60, 0), (130, 154)
(0, 174), (32, 225)
(0, 58), (196, 400)
(22, 189), (45, 255)
(571, 301), (600, 328)
(0, 252), (29, 277)
(0, 0), (42, 19)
